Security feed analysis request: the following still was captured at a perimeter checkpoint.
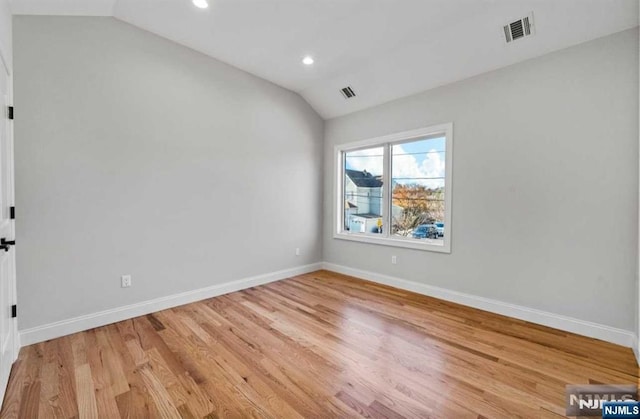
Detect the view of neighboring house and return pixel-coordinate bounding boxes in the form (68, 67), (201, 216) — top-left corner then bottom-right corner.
(344, 169), (384, 233)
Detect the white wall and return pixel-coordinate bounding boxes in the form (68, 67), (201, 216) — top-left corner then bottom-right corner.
(13, 17), (324, 331)
(324, 28), (639, 333)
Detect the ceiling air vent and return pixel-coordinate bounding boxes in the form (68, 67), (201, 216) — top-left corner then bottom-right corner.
(340, 86), (356, 99)
(503, 13), (534, 43)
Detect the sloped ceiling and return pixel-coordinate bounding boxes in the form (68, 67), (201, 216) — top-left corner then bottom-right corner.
(10, 0), (640, 119)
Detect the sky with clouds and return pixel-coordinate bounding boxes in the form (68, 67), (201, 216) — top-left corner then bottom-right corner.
(345, 137), (445, 189)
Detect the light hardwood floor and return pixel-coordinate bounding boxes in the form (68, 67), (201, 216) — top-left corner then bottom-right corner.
(0, 270), (638, 418)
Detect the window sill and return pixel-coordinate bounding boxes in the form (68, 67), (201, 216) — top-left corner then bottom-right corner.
(333, 232), (451, 253)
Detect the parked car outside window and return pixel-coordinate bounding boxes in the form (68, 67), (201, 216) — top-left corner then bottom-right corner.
(412, 224), (439, 239)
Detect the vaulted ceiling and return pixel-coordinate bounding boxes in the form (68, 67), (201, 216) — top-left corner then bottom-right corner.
(10, 0), (639, 119)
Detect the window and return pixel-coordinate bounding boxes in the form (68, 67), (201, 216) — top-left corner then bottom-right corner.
(334, 124), (452, 252)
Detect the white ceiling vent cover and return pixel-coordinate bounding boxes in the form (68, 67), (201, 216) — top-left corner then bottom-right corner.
(340, 86), (356, 99)
(503, 13), (534, 43)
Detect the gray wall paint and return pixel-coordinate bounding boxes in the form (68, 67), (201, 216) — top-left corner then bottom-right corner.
(14, 16), (324, 330)
(324, 28), (639, 332)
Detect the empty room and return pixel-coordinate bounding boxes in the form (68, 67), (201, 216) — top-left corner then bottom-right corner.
(0, 0), (638, 417)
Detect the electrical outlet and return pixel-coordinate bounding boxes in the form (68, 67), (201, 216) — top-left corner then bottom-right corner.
(121, 275), (132, 288)
(295, 248), (301, 256)
(391, 255), (397, 265)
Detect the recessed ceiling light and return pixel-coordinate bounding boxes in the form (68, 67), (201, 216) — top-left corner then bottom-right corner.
(302, 56), (314, 65)
(192, 0), (208, 9)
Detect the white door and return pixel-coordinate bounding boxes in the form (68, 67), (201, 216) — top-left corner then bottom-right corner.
(0, 52), (17, 404)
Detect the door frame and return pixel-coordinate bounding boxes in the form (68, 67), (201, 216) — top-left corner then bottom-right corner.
(0, 41), (18, 374)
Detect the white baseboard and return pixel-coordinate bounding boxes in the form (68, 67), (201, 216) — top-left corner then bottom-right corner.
(19, 263), (323, 346)
(322, 262), (636, 348)
(633, 335), (640, 366)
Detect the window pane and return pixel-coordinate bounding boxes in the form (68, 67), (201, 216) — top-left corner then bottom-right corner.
(391, 137), (445, 241)
(343, 147), (384, 234)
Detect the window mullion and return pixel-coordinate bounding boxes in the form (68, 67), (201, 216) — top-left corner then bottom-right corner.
(383, 143), (391, 238)
(339, 151), (345, 233)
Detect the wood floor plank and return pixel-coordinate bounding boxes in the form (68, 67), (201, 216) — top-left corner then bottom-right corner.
(55, 337), (79, 419)
(114, 361), (160, 419)
(16, 345), (43, 419)
(138, 366), (182, 419)
(0, 357), (26, 419)
(37, 361), (60, 419)
(1, 270), (638, 418)
(74, 364), (99, 419)
(145, 347), (191, 409)
(124, 339), (148, 368)
(95, 328), (130, 396)
(83, 330), (122, 419)
(173, 372), (215, 418)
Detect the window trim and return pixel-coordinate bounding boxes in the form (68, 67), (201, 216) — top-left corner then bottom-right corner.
(333, 123), (453, 253)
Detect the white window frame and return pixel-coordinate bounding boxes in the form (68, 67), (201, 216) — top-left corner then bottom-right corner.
(333, 123), (453, 253)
